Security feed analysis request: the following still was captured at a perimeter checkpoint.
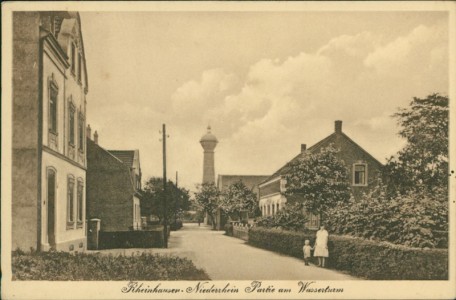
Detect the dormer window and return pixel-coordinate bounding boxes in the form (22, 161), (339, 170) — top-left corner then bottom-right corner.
(71, 43), (76, 75)
(353, 163), (367, 186)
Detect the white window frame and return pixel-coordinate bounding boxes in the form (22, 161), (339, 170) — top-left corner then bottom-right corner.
(352, 163), (368, 186)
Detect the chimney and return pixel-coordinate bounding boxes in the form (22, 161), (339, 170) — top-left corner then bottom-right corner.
(335, 120), (342, 133)
(301, 144), (307, 152)
(94, 130), (98, 144)
(86, 124), (92, 139)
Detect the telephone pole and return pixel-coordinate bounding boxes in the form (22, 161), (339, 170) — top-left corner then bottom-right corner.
(161, 124), (168, 248)
(175, 171), (179, 228)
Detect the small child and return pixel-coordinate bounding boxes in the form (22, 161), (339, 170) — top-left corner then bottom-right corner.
(303, 239), (313, 266)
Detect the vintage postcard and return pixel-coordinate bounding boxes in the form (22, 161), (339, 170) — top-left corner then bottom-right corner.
(2, 1), (455, 299)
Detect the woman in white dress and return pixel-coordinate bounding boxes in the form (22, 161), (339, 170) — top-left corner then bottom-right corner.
(314, 225), (329, 267)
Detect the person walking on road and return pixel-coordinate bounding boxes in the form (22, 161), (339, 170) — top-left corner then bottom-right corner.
(314, 225), (329, 267)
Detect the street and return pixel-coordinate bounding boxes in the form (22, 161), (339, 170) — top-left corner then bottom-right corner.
(97, 223), (357, 280)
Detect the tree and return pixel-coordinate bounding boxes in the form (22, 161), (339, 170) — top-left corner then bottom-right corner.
(220, 180), (258, 221)
(142, 177), (190, 224)
(283, 145), (351, 223)
(327, 182), (448, 248)
(385, 93), (449, 195)
(193, 182), (220, 230)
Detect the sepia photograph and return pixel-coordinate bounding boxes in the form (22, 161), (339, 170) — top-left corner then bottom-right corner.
(2, 1), (455, 299)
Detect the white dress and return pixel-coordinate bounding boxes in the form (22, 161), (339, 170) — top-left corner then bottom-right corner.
(314, 229), (329, 257)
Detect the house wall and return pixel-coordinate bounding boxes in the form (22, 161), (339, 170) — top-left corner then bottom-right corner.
(41, 151), (86, 251)
(12, 12), (41, 251)
(86, 141), (135, 232)
(133, 196), (141, 230)
(333, 134), (383, 199)
(12, 12), (88, 252)
(259, 193), (286, 216)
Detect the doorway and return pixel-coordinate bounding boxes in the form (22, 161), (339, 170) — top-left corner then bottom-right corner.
(47, 169), (56, 248)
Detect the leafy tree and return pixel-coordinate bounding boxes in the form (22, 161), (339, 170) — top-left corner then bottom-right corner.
(283, 145), (351, 223)
(385, 93), (448, 195)
(193, 182), (220, 230)
(256, 202), (308, 231)
(327, 182), (448, 248)
(141, 177), (191, 224)
(220, 180), (258, 221)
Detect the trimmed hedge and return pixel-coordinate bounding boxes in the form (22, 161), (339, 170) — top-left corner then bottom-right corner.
(99, 229), (165, 249)
(12, 249), (210, 280)
(249, 227), (448, 280)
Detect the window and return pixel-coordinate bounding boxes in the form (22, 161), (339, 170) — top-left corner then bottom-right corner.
(71, 43), (76, 75)
(67, 176), (75, 226)
(77, 53), (82, 83)
(77, 180), (83, 224)
(69, 104), (75, 146)
(49, 81), (58, 133)
(353, 163), (367, 186)
(78, 113), (84, 151)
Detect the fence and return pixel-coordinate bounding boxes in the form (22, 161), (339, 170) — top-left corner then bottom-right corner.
(232, 222), (251, 241)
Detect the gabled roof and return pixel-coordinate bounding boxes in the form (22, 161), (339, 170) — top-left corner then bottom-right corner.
(262, 124), (384, 184)
(217, 175), (270, 191)
(86, 139), (135, 193)
(108, 150), (136, 168)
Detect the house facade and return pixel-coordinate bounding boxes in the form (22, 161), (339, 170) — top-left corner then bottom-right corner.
(86, 136), (143, 232)
(12, 11), (89, 251)
(259, 120), (384, 229)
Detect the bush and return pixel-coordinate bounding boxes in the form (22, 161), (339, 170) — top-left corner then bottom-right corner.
(12, 250), (210, 280)
(99, 229), (165, 249)
(249, 227), (448, 280)
(170, 220), (183, 231)
(327, 185), (448, 248)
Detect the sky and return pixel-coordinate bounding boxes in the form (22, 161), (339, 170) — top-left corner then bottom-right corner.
(79, 11), (449, 191)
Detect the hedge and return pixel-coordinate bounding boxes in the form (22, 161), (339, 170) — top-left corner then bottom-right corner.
(249, 227), (448, 280)
(12, 249), (210, 280)
(99, 229), (165, 249)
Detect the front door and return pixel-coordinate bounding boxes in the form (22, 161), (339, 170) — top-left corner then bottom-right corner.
(47, 169), (56, 248)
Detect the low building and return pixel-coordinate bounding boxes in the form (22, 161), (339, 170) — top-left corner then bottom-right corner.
(259, 120), (383, 229)
(86, 133), (143, 233)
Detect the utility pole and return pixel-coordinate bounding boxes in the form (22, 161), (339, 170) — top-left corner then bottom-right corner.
(161, 124), (169, 248)
(175, 171), (179, 228)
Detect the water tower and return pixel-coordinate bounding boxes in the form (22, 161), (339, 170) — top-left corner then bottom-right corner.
(200, 125), (218, 184)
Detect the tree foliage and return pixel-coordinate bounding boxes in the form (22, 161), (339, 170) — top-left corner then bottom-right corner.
(327, 183), (448, 248)
(283, 145), (351, 222)
(327, 93), (449, 248)
(141, 177), (191, 224)
(256, 202), (308, 231)
(385, 93), (448, 195)
(193, 182), (220, 229)
(220, 180), (258, 220)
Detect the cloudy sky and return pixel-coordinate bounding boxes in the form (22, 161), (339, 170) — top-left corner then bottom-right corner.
(79, 11), (448, 190)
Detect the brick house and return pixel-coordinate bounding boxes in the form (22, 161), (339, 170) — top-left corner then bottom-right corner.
(86, 134), (143, 232)
(258, 120), (383, 229)
(12, 11), (89, 251)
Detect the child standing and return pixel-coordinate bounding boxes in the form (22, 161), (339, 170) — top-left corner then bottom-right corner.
(303, 239), (313, 266)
